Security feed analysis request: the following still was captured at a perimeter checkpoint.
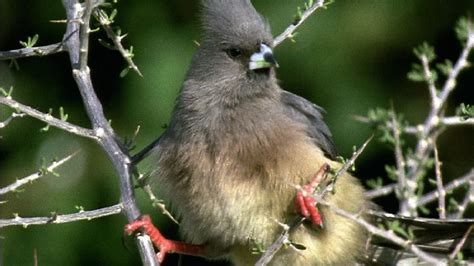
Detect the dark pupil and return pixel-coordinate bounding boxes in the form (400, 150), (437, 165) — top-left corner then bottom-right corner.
(227, 48), (242, 58)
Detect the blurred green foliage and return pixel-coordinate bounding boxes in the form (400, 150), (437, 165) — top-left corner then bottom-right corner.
(0, 1), (473, 265)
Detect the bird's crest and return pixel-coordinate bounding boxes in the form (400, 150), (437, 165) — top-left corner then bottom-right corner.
(200, 0), (272, 45)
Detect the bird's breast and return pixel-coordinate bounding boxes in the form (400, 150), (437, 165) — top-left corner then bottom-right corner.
(155, 108), (333, 249)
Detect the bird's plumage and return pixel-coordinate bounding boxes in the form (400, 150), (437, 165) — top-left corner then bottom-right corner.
(281, 91), (338, 159)
(148, 0), (367, 265)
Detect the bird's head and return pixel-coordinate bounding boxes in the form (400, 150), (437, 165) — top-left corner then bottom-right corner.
(187, 0), (277, 84)
(178, 0), (280, 112)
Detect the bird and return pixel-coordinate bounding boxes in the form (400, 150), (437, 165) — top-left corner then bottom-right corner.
(126, 0), (368, 265)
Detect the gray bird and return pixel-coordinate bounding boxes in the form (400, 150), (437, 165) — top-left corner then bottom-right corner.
(129, 0), (368, 265)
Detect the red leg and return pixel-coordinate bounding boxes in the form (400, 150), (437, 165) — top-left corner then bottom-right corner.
(125, 215), (206, 263)
(295, 164), (330, 227)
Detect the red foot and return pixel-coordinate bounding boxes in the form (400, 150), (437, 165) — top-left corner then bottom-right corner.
(295, 164), (330, 227)
(125, 215), (206, 263)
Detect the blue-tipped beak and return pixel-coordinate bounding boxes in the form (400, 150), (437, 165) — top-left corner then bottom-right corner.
(249, 43), (278, 70)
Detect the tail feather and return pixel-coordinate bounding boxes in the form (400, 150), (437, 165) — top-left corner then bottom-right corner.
(366, 211), (474, 264)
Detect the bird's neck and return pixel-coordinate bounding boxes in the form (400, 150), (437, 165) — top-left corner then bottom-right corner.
(170, 75), (282, 143)
(178, 69), (279, 112)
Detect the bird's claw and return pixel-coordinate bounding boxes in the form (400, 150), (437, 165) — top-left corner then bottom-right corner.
(125, 215), (206, 263)
(295, 164), (330, 228)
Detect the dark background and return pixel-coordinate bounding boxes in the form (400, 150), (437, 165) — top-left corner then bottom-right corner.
(1, 1), (473, 265)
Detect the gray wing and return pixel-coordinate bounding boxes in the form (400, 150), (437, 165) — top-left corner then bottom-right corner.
(281, 90), (337, 160)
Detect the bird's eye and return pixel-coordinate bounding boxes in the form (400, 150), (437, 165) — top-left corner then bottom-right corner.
(226, 48), (242, 58)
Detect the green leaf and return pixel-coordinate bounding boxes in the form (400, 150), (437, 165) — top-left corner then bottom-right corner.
(456, 103), (474, 120)
(109, 9), (118, 22)
(19, 34), (39, 48)
(323, 0), (335, 8)
(0, 87), (14, 97)
(407, 63), (438, 83)
(385, 165), (398, 181)
(126, 45), (135, 58)
(418, 205), (430, 215)
(248, 238), (266, 254)
(455, 17), (470, 43)
(448, 197), (459, 212)
(40, 108), (53, 132)
(366, 177), (383, 189)
(59, 107), (68, 122)
(120, 67), (130, 78)
(436, 59), (453, 76)
(98, 38), (114, 49)
(413, 42), (436, 62)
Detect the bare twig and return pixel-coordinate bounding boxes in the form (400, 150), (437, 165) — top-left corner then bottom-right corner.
(319, 200), (442, 265)
(390, 111), (409, 212)
(433, 144), (446, 219)
(417, 169), (474, 207)
(0, 112), (25, 128)
(0, 96), (98, 140)
(0, 153), (77, 195)
(323, 135), (373, 195)
(33, 249), (38, 266)
(419, 54), (438, 107)
(442, 116), (474, 126)
(0, 43), (65, 60)
(273, 0), (326, 47)
(448, 224), (474, 260)
(356, 116), (474, 136)
(366, 170), (474, 206)
(449, 177), (474, 219)
(61, 0), (157, 264)
(254, 217), (304, 266)
(0, 204), (122, 228)
(142, 184), (179, 225)
(94, 9), (142, 77)
(365, 184), (396, 199)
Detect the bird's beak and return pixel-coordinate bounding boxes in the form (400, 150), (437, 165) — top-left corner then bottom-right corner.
(249, 43), (279, 70)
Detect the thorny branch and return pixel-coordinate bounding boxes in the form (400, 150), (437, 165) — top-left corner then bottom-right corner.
(365, 184), (396, 199)
(0, 0), (159, 265)
(94, 9), (143, 77)
(320, 201), (442, 265)
(442, 116), (474, 126)
(419, 53), (437, 106)
(417, 168), (474, 207)
(254, 217), (304, 266)
(0, 153), (77, 196)
(273, 0), (327, 47)
(0, 96), (97, 140)
(390, 111), (408, 212)
(433, 145), (446, 219)
(448, 225), (474, 260)
(449, 177), (474, 219)
(355, 116), (474, 135)
(142, 184), (179, 225)
(0, 43), (65, 60)
(367, 168), (474, 206)
(0, 112), (25, 128)
(403, 23), (474, 216)
(61, 0), (158, 264)
(323, 136), (372, 194)
(0, 204), (123, 228)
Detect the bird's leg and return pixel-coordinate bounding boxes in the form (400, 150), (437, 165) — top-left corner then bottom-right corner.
(125, 215), (206, 263)
(295, 163), (330, 227)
